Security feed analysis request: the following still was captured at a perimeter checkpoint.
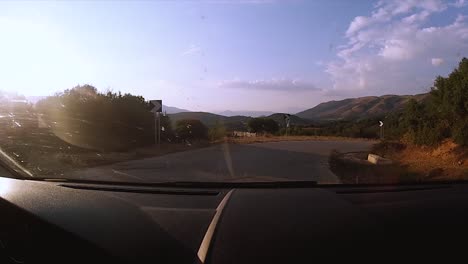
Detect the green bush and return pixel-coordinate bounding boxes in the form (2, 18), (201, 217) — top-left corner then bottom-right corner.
(175, 119), (208, 141)
(412, 123), (443, 146)
(158, 114), (175, 143)
(209, 121), (227, 141)
(453, 119), (468, 146)
(247, 117), (279, 134)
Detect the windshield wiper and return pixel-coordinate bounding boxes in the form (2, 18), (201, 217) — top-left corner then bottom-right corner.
(34, 178), (317, 188)
(0, 149), (33, 179)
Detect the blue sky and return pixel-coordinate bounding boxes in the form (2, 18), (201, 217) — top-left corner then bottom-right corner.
(0, 0), (467, 113)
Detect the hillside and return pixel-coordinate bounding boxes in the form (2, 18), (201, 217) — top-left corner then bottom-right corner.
(296, 93), (429, 120)
(169, 112), (227, 126)
(163, 105), (191, 114)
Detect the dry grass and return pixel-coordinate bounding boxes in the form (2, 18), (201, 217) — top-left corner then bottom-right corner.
(372, 140), (468, 181)
(329, 139), (467, 184)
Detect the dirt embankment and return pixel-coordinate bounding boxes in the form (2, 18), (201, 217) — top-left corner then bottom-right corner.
(329, 151), (411, 184)
(372, 140), (467, 181)
(329, 140), (467, 184)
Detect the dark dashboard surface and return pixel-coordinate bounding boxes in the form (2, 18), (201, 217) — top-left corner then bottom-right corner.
(0, 177), (467, 263)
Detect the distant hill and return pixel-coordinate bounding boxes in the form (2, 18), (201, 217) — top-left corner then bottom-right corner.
(169, 112), (227, 127)
(266, 113), (315, 127)
(168, 111), (315, 131)
(296, 93), (429, 121)
(163, 105), (191, 114)
(168, 112), (251, 131)
(217, 110), (274, 117)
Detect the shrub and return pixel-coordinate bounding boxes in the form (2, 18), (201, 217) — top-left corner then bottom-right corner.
(209, 122), (227, 141)
(453, 119), (468, 146)
(248, 117), (279, 134)
(175, 119), (208, 141)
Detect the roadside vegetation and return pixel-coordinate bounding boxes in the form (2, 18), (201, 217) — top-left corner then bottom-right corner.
(329, 58), (467, 183)
(330, 140), (467, 184)
(318, 58), (468, 146)
(0, 86), (213, 177)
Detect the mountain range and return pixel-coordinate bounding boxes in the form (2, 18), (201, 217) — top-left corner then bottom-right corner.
(168, 93), (429, 130)
(296, 93), (429, 120)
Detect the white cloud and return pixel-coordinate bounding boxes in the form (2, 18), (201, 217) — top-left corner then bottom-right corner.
(218, 78), (320, 92)
(402, 10), (431, 24)
(181, 44), (202, 56)
(346, 16), (372, 36)
(431, 58), (445, 66)
(345, 0), (446, 38)
(452, 0), (467, 8)
(325, 0), (468, 97)
(379, 39), (415, 60)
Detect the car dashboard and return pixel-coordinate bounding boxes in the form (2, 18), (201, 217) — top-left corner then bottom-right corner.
(0, 177), (467, 263)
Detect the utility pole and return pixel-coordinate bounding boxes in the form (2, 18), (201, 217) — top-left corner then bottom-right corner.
(284, 114), (291, 136)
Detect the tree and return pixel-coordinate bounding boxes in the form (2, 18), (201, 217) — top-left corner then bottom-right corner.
(209, 121), (227, 141)
(247, 118), (279, 134)
(402, 99), (446, 146)
(36, 85), (154, 151)
(430, 58), (468, 145)
(175, 119), (208, 141)
(399, 57), (468, 146)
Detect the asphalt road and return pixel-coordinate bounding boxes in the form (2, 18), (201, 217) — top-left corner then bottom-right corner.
(71, 140), (375, 184)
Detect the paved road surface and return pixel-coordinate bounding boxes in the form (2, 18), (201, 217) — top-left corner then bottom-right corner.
(71, 140), (375, 184)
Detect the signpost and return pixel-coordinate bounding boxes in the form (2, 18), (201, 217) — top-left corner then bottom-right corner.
(284, 114), (291, 136)
(379, 121), (384, 140)
(149, 100), (163, 146)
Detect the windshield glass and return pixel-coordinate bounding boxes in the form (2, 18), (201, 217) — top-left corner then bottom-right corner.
(0, 0), (466, 185)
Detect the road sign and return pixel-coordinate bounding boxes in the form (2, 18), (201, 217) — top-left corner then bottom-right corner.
(149, 100), (162, 113)
(379, 121), (384, 140)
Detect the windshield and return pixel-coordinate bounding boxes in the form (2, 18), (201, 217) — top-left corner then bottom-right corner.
(0, 0), (466, 185)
